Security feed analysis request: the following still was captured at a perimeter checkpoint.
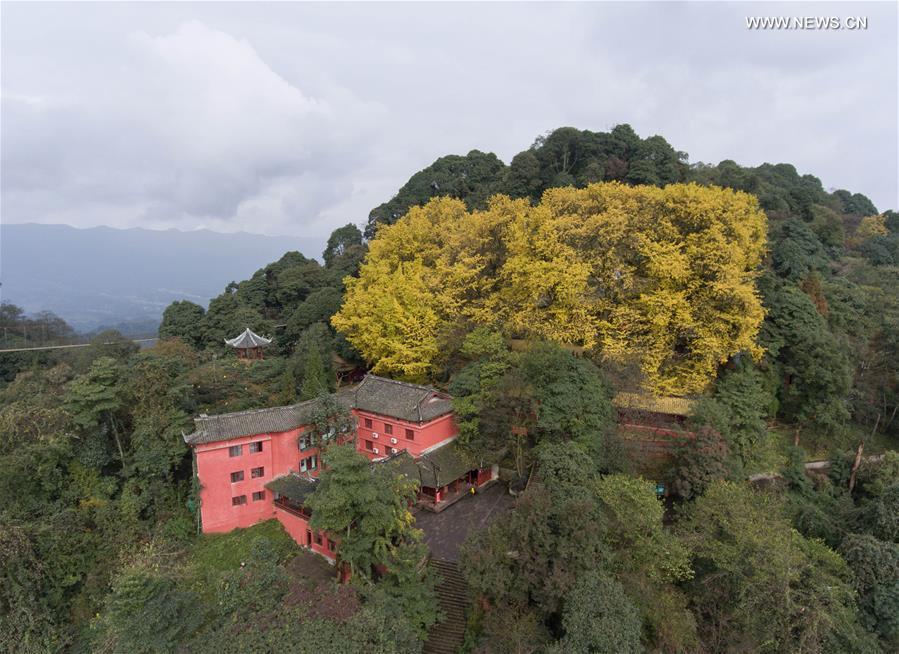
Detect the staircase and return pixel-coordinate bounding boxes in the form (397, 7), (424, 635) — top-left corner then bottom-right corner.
(423, 558), (470, 654)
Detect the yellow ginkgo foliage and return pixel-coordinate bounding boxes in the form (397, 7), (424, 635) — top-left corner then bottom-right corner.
(856, 214), (888, 241)
(332, 183), (767, 393)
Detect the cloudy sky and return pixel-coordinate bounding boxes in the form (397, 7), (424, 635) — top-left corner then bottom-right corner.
(2, 1), (896, 239)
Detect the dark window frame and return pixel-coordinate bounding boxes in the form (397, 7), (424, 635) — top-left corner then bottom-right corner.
(230, 470), (244, 483)
(251, 466), (264, 478)
(249, 441), (263, 453)
(229, 445), (242, 457)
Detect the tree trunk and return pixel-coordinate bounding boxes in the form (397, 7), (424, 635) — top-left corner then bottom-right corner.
(109, 418), (127, 472)
(848, 441), (865, 493)
(849, 413), (880, 492)
(885, 403), (898, 431)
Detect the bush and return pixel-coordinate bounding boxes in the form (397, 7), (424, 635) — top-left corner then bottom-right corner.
(670, 427), (730, 500)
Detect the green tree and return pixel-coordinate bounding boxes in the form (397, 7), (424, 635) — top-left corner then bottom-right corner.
(460, 443), (609, 616)
(289, 323), (336, 397)
(452, 341), (616, 475)
(366, 150), (507, 238)
(596, 474), (692, 583)
(286, 287), (344, 341)
(323, 223), (366, 276)
(761, 280), (852, 438)
(93, 562), (204, 654)
(549, 571), (643, 654)
(300, 347), (328, 400)
(65, 356), (128, 469)
(305, 390), (356, 453)
(306, 445), (437, 636)
(0, 525), (65, 654)
(772, 219), (828, 281)
(158, 300), (206, 347)
(679, 481), (874, 653)
(840, 534), (899, 646)
(858, 482), (899, 543)
(306, 446), (417, 580)
(670, 427), (730, 499)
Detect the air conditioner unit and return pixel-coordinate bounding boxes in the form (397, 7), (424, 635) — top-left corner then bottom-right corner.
(372, 433), (379, 439)
(390, 437), (398, 444)
(372, 447), (379, 454)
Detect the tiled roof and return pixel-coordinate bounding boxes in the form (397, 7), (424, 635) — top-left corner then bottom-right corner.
(184, 390), (353, 445)
(383, 442), (476, 489)
(417, 441), (477, 488)
(612, 392), (696, 417)
(184, 374), (452, 447)
(224, 327), (272, 349)
(266, 473), (318, 503)
(352, 375), (453, 423)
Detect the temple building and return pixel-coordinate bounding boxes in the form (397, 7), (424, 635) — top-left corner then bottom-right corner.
(183, 375), (497, 557)
(224, 327), (272, 359)
(613, 391), (697, 478)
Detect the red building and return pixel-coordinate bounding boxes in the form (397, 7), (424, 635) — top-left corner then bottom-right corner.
(184, 375), (496, 556)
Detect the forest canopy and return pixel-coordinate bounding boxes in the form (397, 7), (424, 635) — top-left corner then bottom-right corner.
(334, 182), (768, 394)
(3, 122), (896, 654)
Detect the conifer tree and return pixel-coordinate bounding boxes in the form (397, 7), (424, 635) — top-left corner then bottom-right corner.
(299, 348), (328, 400)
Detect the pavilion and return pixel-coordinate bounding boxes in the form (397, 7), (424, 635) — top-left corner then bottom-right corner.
(224, 327), (272, 359)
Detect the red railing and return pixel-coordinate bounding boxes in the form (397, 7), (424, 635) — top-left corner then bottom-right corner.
(274, 498), (311, 520)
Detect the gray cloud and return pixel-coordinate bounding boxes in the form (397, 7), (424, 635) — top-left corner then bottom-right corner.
(2, 2), (896, 240)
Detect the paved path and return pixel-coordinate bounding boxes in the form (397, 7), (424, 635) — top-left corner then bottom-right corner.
(415, 482), (513, 561)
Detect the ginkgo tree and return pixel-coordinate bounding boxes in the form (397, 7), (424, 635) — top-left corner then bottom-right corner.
(333, 182), (767, 394)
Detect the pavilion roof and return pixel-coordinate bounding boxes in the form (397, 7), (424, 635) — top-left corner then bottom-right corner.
(224, 327), (272, 349)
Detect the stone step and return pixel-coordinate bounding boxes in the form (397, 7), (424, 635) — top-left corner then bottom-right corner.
(423, 559), (470, 654)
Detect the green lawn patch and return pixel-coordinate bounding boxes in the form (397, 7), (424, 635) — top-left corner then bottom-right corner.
(185, 519), (298, 596)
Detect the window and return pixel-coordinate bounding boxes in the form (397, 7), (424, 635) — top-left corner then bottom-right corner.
(249, 441), (263, 453)
(229, 445), (242, 457)
(314, 532), (323, 546)
(405, 428), (415, 441)
(363, 418), (373, 429)
(386, 446), (396, 455)
(252, 491), (265, 502)
(327, 539), (336, 552)
(299, 455), (317, 473)
(364, 440), (373, 451)
(251, 467), (264, 478)
(298, 434), (311, 451)
(230, 471), (244, 483)
(231, 495), (247, 506)
(384, 423), (393, 435)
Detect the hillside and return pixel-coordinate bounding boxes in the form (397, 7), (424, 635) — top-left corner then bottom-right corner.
(1, 124), (896, 654)
(0, 224), (324, 332)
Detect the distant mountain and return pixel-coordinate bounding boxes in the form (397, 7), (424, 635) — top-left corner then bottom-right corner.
(0, 223), (326, 332)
